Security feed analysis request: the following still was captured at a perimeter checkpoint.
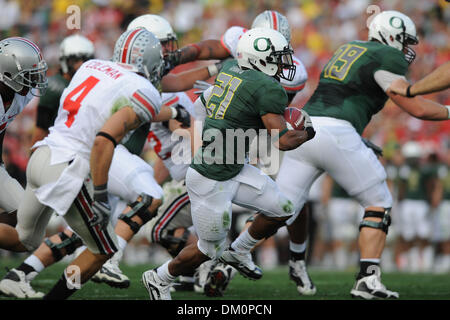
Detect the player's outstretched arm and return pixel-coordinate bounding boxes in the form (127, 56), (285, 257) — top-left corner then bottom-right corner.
(389, 62), (450, 96)
(261, 113), (311, 151)
(178, 40), (230, 64)
(161, 66), (211, 92)
(387, 91), (450, 120)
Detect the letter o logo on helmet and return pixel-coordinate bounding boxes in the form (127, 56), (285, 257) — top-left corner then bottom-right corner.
(253, 37), (271, 52)
(389, 16), (404, 29)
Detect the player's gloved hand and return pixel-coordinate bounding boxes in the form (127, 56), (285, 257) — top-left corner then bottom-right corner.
(301, 109), (316, 141)
(171, 105), (191, 128)
(162, 49), (182, 76)
(89, 185), (111, 230)
(362, 137), (383, 157)
(193, 80), (213, 95)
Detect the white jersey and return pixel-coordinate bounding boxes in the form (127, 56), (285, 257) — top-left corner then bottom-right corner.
(37, 59), (162, 164)
(0, 91), (33, 134)
(148, 91), (195, 181)
(221, 26), (308, 93)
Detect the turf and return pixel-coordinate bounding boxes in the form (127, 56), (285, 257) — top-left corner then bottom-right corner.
(0, 257), (449, 300)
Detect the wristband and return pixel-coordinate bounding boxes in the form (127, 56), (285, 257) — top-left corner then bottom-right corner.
(278, 128), (289, 138)
(170, 106), (178, 119)
(406, 85), (416, 98)
(94, 184), (108, 203)
(207, 64), (219, 77)
(96, 131), (117, 147)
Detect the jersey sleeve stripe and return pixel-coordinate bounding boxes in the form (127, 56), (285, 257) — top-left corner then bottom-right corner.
(220, 35), (232, 54)
(283, 83), (306, 92)
(121, 28), (141, 63)
(162, 96), (179, 108)
(132, 91), (157, 119)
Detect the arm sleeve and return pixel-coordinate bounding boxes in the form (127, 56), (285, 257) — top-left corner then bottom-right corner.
(257, 83), (288, 116)
(373, 70), (407, 93)
(130, 87), (162, 123)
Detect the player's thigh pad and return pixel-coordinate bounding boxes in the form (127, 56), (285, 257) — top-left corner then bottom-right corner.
(314, 120), (387, 197)
(108, 145), (163, 202)
(352, 180), (393, 209)
(16, 146), (69, 251)
(186, 168), (235, 244)
(275, 150), (324, 225)
(145, 179), (191, 244)
(65, 181), (118, 255)
(232, 164), (295, 218)
(0, 164), (24, 212)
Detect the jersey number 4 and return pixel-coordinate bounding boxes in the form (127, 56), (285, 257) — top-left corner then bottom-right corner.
(207, 72), (242, 119)
(323, 44), (367, 81)
(63, 76), (100, 127)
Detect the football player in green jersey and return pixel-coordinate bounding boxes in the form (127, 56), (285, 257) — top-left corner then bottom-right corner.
(226, 10), (449, 300)
(142, 27), (315, 300)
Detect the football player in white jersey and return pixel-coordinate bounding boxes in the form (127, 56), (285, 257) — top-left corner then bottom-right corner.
(0, 37), (48, 227)
(0, 28), (165, 300)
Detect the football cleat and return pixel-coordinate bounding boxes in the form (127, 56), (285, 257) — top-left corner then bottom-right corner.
(91, 258), (130, 289)
(194, 260), (216, 293)
(350, 274), (399, 299)
(289, 259), (316, 295)
(169, 276), (195, 292)
(219, 247), (262, 280)
(0, 268), (44, 298)
(142, 269), (172, 300)
(204, 262), (237, 297)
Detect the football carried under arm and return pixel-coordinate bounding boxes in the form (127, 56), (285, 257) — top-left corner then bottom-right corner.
(261, 111), (314, 151)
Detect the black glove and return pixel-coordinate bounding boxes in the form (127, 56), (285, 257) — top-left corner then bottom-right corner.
(173, 105), (191, 128)
(163, 49), (182, 76)
(362, 138), (383, 157)
(89, 185), (111, 230)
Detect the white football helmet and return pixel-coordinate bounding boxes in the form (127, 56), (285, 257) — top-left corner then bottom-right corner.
(368, 10), (418, 64)
(236, 28), (296, 81)
(127, 14), (177, 53)
(402, 141), (422, 159)
(59, 34), (95, 75)
(112, 28), (165, 88)
(251, 10), (291, 43)
(0, 37), (47, 96)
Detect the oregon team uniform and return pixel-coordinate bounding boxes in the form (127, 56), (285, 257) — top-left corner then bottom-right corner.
(276, 40), (407, 224)
(186, 59), (295, 259)
(433, 164), (450, 242)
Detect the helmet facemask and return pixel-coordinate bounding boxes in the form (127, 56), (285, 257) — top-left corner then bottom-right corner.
(160, 35), (180, 76)
(6, 56), (48, 96)
(398, 29), (418, 64)
(265, 43), (296, 81)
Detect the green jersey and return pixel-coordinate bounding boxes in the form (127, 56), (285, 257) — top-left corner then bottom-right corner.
(191, 60), (288, 181)
(37, 73), (70, 130)
(399, 164), (433, 201)
(303, 40), (408, 134)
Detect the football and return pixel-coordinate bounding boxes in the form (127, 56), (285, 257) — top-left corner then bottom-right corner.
(284, 107), (305, 130)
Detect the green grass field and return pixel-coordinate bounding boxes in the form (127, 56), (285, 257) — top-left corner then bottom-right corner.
(0, 257), (449, 300)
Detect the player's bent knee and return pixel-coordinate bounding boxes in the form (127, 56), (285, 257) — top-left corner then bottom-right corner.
(119, 193), (157, 234)
(44, 231), (83, 262)
(197, 238), (227, 260)
(359, 208), (392, 234)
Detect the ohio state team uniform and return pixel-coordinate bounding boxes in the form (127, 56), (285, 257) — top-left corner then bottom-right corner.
(16, 59), (161, 254)
(220, 26), (308, 95)
(0, 92), (33, 212)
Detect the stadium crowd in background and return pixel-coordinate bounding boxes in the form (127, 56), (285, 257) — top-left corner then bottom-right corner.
(0, 0), (449, 274)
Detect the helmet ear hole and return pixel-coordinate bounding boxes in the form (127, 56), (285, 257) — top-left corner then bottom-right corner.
(259, 60), (266, 67)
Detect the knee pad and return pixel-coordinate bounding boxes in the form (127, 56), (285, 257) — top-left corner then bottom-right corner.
(159, 228), (190, 257)
(359, 208), (392, 234)
(44, 232), (83, 262)
(197, 237), (227, 260)
(119, 193), (155, 234)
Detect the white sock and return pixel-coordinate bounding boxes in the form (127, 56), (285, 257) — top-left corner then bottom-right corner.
(231, 230), (259, 253)
(24, 255), (45, 273)
(117, 236), (128, 251)
(360, 258), (380, 264)
(289, 241), (306, 253)
(156, 260), (176, 284)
